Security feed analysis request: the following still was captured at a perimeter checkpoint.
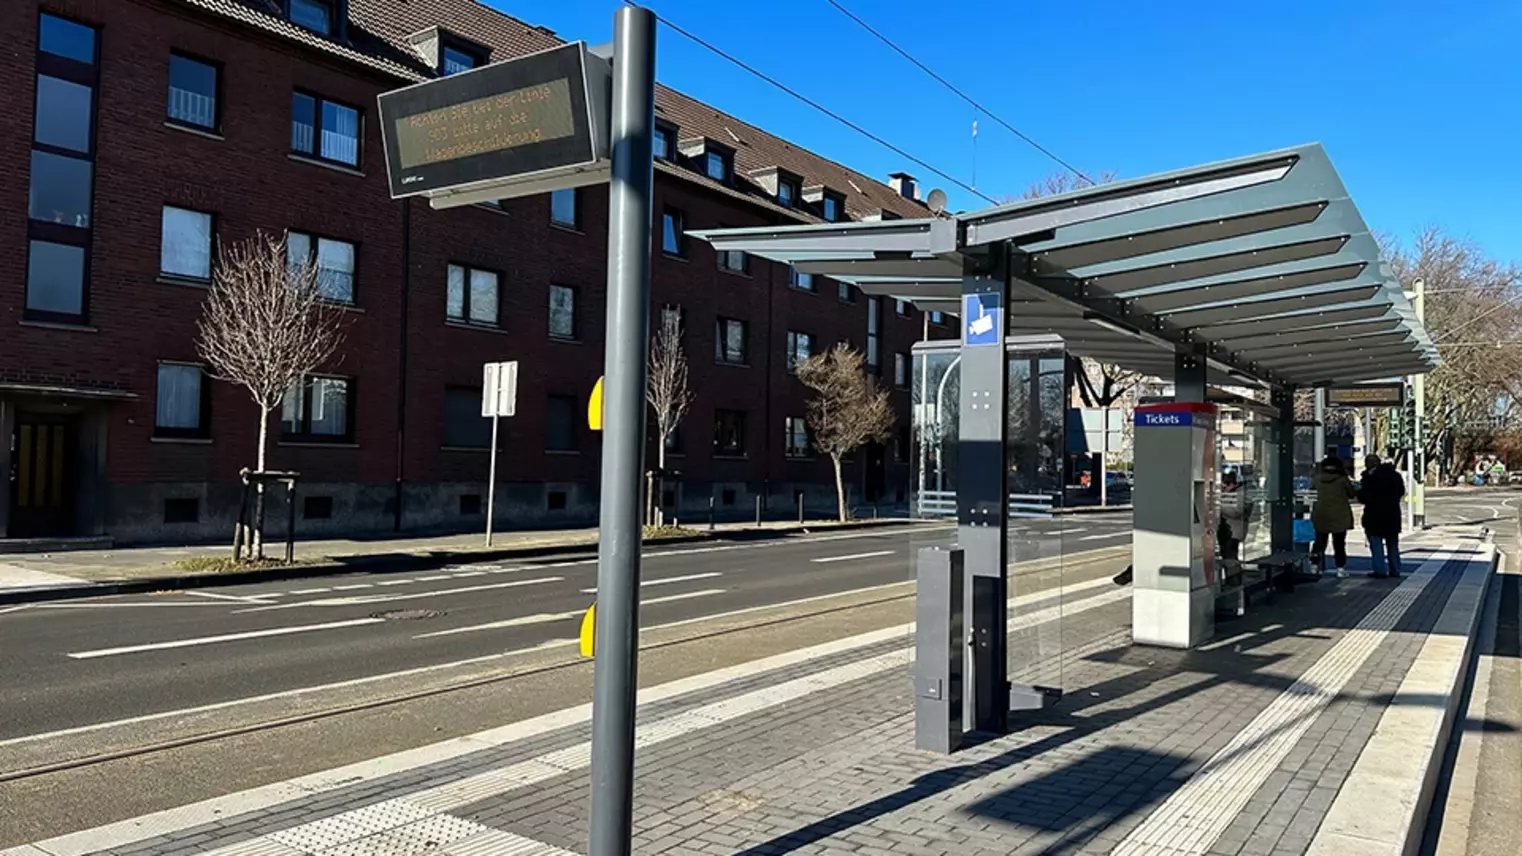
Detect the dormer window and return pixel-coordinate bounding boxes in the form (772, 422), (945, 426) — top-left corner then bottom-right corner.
(821, 192), (844, 222)
(778, 177), (799, 208)
(442, 44), (481, 75)
(289, 0), (334, 36)
(705, 150), (730, 182)
(653, 122), (677, 160)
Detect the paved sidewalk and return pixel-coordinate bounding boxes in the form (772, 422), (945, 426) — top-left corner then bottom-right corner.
(0, 517), (924, 603)
(4, 531), (1494, 856)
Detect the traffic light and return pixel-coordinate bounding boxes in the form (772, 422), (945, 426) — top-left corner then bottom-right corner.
(1401, 399), (1417, 449)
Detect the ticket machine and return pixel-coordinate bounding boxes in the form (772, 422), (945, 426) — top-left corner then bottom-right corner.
(1132, 402), (1219, 648)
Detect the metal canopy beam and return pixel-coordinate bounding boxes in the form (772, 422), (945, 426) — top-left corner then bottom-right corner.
(793, 257), (962, 278)
(1163, 284), (1384, 329)
(1076, 236), (1350, 295)
(1193, 304), (1391, 341)
(1242, 331), (1415, 362)
(1032, 203), (1327, 272)
(1263, 343), (1421, 370)
(1230, 317), (1404, 351)
(1129, 262), (1367, 313)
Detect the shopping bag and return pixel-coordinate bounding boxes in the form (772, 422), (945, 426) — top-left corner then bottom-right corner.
(1292, 518), (1315, 544)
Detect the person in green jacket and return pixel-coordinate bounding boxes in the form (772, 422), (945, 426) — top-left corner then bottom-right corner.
(1310, 454), (1357, 578)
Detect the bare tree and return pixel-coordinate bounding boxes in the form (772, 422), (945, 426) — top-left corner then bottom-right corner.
(645, 309), (693, 526)
(197, 232), (346, 559)
(1019, 169), (1120, 200)
(797, 345), (896, 522)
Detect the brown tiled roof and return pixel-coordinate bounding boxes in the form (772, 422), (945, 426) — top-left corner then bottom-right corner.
(172, 0), (928, 223)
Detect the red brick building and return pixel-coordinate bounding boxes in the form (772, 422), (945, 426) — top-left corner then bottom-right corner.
(1, 0), (946, 544)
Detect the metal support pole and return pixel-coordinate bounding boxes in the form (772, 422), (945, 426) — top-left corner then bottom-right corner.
(1173, 350), (1208, 404)
(914, 546), (964, 753)
(1312, 389), (1326, 463)
(586, 8), (655, 855)
(485, 413), (499, 547)
(1100, 405), (1109, 508)
(1412, 278), (1426, 528)
(958, 249), (1010, 734)
(1270, 387), (1297, 554)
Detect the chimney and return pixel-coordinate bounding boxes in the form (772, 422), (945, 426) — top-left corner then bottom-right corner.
(888, 171), (918, 200)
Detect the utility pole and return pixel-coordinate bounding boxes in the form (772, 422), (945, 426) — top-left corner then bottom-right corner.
(586, 7), (655, 856)
(1411, 277), (1426, 528)
(1313, 388), (1326, 462)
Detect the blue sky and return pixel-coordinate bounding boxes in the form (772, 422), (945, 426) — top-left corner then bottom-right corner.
(498, 0), (1521, 264)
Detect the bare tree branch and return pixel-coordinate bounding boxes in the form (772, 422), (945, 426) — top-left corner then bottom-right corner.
(645, 310), (693, 525)
(797, 345), (896, 521)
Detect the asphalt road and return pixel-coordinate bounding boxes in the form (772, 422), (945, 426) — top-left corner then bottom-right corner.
(0, 514), (1133, 758)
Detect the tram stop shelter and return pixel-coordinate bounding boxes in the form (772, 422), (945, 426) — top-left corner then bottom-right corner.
(693, 143), (1438, 751)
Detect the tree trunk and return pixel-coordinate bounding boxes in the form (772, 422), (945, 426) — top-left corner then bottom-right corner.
(253, 404), (269, 560)
(832, 453), (847, 523)
(656, 440), (668, 528)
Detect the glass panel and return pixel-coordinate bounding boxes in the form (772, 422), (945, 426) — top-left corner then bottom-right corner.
(315, 238), (354, 302)
(25, 240), (85, 316)
(661, 212), (682, 254)
(161, 206), (213, 280)
(309, 377), (348, 436)
(168, 55), (218, 129)
(40, 15), (96, 64)
(705, 152), (726, 181)
(822, 197), (839, 221)
(320, 100), (359, 165)
(652, 126), (668, 159)
(281, 382), (304, 433)
(723, 321), (745, 363)
(289, 0), (332, 35)
(550, 189), (577, 226)
(446, 264), (465, 319)
(28, 150), (91, 227)
(441, 46), (476, 75)
(290, 93), (315, 153)
(469, 269), (498, 324)
(548, 285), (574, 337)
(155, 364), (202, 429)
(35, 75), (93, 154)
(778, 182), (794, 207)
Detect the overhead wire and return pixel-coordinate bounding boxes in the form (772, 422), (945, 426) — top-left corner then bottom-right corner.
(633, 2), (996, 204)
(822, 0), (1094, 186)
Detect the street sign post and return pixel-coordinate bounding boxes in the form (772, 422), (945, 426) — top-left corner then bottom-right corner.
(481, 361), (519, 547)
(377, 42), (611, 208)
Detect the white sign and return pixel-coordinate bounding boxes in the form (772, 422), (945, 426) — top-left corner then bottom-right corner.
(482, 361), (519, 418)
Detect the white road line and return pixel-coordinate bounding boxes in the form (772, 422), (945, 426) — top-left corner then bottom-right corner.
(417, 575), (449, 582)
(1079, 532), (1129, 541)
(330, 583), (373, 591)
(1051, 528), (1084, 535)
(580, 571), (722, 594)
(639, 589), (725, 606)
(185, 591), (277, 605)
(251, 576), (565, 609)
(0, 605), (32, 615)
(414, 611), (581, 639)
(287, 587), (330, 595)
(810, 550), (895, 564)
(376, 578), (418, 587)
(67, 618), (388, 660)
(31, 602), (230, 609)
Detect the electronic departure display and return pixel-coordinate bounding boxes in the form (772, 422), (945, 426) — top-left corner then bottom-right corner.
(1326, 383), (1406, 407)
(378, 42), (607, 201)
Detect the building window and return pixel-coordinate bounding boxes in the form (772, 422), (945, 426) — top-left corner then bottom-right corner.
(163, 497), (200, 524)
(778, 178), (799, 208)
(717, 246), (748, 274)
(786, 331), (813, 374)
(714, 410), (747, 456)
(442, 386), (491, 448)
(866, 296), (882, 374)
(930, 310), (944, 325)
(167, 53), (218, 131)
(660, 304), (684, 337)
(446, 263), (499, 326)
(894, 353), (910, 388)
(549, 284), (577, 339)
(661, 208), (685, 256)
(896, 298), (912, 317)
(442, 44), (479, 76)
(160, 206), (214, 282)
(303, 496), (333, 519)
(288, 0), (334, 36)
(822, 193), (844, 222)
(288, 231), (356, 304)
(546, 394), (578, 452)
(715, 317), (748, 365)
(154, 362), (209, 438)
(788, 266), (814, 291)
(785, 416), (810, 458)
(663, 422), (683, 453)
(550, 188), (578, 228)
(291, 91), (360, 167)
(653, 123), (675, 160)
(282, 375), (353, 441)
(27, 14), (99, 325)
(705, 150), (729, 182)
(838, 281), (856, 303)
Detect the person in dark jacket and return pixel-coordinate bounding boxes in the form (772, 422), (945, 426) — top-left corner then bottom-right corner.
(1359, 454), (1406, 578)
(1311, 454), (1357, 578)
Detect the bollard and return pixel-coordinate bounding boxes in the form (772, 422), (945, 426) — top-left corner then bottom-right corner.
(708, 496), (715, 532)
(798, 493), (805, 524)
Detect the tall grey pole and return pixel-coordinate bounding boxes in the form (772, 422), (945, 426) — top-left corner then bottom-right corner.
(587, 7), (655, 856)
(1312, 388), (1326, 463)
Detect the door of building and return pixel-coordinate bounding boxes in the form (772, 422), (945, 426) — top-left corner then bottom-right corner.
(8, 413), (76, 537)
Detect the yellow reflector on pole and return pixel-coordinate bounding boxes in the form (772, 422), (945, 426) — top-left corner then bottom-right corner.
(588, 376), (604, 431)
(579, 603), (596, 657)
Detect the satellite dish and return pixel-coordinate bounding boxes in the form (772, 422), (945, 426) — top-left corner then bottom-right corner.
(926, 188), (948, 214)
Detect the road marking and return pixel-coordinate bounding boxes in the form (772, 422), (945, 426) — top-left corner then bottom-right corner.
(810, 550), (894, 564)
(1079, 531), (1129, 541)
(1051, 527), (1084, 535)
(287, 587), (330, 595)
(186, 590), (277, 605)
(580, 571), (722, 594)
(639, 589), (725, 606)
(0, 605), (31, 615)
(247, 576), (565, 610)
(330, 583), (373, 591)
(417, 575), (449, 582)
(415, 590), (726, 639)
(376, 578), (417, 587)
(66, 618), (387, 660)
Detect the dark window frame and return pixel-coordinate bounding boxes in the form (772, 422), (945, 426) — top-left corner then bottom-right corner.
(445, 261), (501, 327)
(290, 89), (363, 168)
(716, 245), (749, 275)
(548, 283), (578, 340)
(704, 149), (731, 183)
(661, 207), (686, 257)
(166, 50), (222, 133)
(895, 298), (912, 318)
(288, 228), (359, 306)
(786, 330), (813, 375)
(153, 361), (213, 439)
(287, 0), (336, 37)
(788, 265), (814, 292)
(714, 409), (748, 456)
(777, 177), (800, 208)
(821, 191), (846, 222)
(715, 316), (749, 365)
(442, 385), (492, 449)
(440, 41), (484, 76)
(281, 374), (356, 443)
(549, 187), (580, 229)
(784, 416), (811, 458)
(837, 280), (857, 304)
(26, 12), (100, 326)
(894, 352), (910, 389)
(546, 393), (580, 453)
(653, 122), (678, 160)
(159, 204), (217, 284)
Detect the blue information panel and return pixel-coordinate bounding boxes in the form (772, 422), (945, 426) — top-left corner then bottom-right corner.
(1135, 411), (1194, 427)
(963, 293), (1001, 346)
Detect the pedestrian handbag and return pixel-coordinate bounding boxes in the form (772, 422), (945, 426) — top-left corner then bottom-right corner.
(1292, 518), (1315, 544)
